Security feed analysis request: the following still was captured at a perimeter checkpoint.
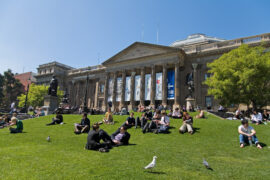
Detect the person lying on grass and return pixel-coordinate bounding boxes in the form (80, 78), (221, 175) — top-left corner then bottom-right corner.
(250, 110), (262, 125)
(9, 117), (23, 133)
(238, 119), (262, 149)
(85, 123), (113, 152)
(46, 111), (63, 126)
(111, 126), (130, 146)
(179, 112), (193, 134)
(103, 108), (114, 125)
(121, 112), (135, 129)
(74, 113), (90, 134)
(195, 109), (205, 119)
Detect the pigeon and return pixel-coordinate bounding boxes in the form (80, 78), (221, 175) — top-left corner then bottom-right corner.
(47, 136), (51, 142)
(203, 159), (213, 170)
(144, 156), (157, 170)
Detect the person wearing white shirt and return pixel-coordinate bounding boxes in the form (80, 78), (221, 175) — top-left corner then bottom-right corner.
(172, 108), (182, 119)
(251, 110), (262, 125)
(156, 110), (170, 133)
(238, 119), (262, 149)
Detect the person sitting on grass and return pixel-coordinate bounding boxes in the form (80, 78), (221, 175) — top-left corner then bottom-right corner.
(179, 112), (193, 134)
(103, 108), (114, 124)
(46, 111), (63, 126)
(9, 116), (23, 133)
(0, 114), (10, 128)
(262, 110), (269, 122)
(111, 126), (130, 146)
(238, 119), (262, 149)
(135, 112), (147, 129)
(235, 108), (243, 120)
(74, 113), (90, 134)
(172, 108), (182, 119)
(85, 123), (112, 152)
(122, 112), (135, 129)
(195, 109), (205, 119)
(155, 110), (170, 134)
(152, 109), (162, 120)
(250, 110), (262, 125)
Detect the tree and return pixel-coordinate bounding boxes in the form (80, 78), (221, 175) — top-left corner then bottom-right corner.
(1, 69), (23, 109)
(18, 84), (63, 109)
(0, 74), (4, 105)
(204, 44), (270, 109)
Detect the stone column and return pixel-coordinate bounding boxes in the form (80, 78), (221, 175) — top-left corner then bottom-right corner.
(129, 71), (136, 110)
(140, 67), (145, 106)
(162, 64), (168, 107)
(174, 63), (180, 108)
(192, 63), (198, 106)
(150, 65), (156, 108)
(112, 72), (117, 111)
(94, 80), (99, 109)
(120, 70), (126, 108)
(102, 73), (109, 111)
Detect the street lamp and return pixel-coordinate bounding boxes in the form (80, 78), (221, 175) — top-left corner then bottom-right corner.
(83, 67), (90, 113)
(23, 77), (31, 113)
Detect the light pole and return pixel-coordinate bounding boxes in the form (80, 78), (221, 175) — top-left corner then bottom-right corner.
(83, 67), (90, 113)
(23, 77), (31, 113)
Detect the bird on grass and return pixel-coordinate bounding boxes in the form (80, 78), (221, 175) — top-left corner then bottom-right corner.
(144, 156), (157, 171)
(47, 136), (51, 142)
(203, 159), (213, 171)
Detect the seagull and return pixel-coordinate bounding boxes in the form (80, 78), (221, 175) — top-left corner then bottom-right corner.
(144, 156), (157, 171)
(47, 136), (51, 142)
(203, 159), (213, 170)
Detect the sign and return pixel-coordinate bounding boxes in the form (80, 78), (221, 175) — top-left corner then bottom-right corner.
(134, 75), (141, 101)
(125, 76), (131, 101)
(108, 78), (113, 102)
(167, 70), (175, 99)
(155, 72), (162, 100)
(116, 77), (122, 102)
(145, 74), (151, 100)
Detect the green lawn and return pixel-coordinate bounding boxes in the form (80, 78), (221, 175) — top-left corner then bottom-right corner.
(1, 112), (270, 180)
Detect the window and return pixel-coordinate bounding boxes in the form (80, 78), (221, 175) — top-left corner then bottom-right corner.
(99, 84), (104, 93)
(205, 96), (212, 108)
(204, 73), (211, 80)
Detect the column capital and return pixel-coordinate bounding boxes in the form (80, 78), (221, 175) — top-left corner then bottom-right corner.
(131, 71), (136, 76)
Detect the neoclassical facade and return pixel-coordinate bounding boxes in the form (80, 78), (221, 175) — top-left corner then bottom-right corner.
(35, 33), (270, 111)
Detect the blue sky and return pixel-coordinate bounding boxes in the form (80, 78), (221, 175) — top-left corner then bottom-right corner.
(0, 0), (269, 74)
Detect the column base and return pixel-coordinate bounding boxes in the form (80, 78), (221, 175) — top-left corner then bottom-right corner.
(128, 103), (135, 111)
(186, 97), (195, 111)
(173, 104), (180, 110)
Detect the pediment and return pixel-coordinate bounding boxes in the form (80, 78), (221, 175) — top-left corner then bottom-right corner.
(102, 42), (182, 65)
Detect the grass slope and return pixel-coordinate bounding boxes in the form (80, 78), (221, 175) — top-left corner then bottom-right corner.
(1, 112), (270, 180)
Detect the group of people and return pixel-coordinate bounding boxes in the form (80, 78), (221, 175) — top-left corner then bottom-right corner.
(0, 113), (23, 133)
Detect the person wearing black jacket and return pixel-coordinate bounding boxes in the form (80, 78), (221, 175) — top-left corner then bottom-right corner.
(74, 113), (90, 134)
(111, 126), (130, 146)
(135, 113), (147, 129)
(85, 123), (112, 152)
(122, 112), (135, 129)
(46, 111), (63, 126)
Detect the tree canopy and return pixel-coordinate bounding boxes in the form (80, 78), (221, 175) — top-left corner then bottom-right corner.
(18, 84), (63, 109)
(204, 44), (270, 109)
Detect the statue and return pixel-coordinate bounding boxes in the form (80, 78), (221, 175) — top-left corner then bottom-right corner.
(62, 88), (69, 103)
(186, 72), (194, 98)
(48, 75), (58, 97)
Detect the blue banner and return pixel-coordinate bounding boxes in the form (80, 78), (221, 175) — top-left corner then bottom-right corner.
(167, 70), (175, 99)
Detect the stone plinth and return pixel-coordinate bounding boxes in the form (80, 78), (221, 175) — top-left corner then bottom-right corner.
(186, 97), (195, 111)
(44, 95), (58, 115)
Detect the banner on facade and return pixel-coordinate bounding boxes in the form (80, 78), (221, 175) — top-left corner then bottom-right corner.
(145, 74), (151, 100)
(134, 75), (141, 101)
(125, 76), (131, 101)
(108, 78), (113, 102)
(155, 72), (162, 100)
(167, 70), (175, 99)
(116, 77), (122, 102)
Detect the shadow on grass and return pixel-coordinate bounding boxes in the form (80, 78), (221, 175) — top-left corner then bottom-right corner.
(260, 142), (267, 147)
(193, 127), (200, 134)
(144, 171), (166, 175)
